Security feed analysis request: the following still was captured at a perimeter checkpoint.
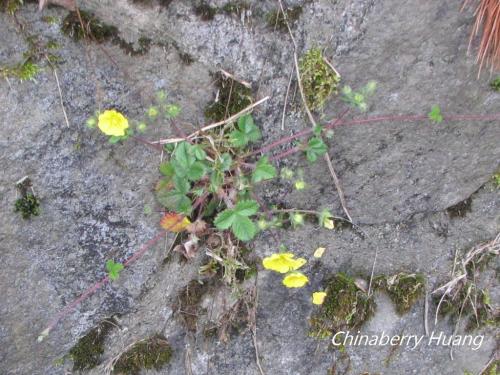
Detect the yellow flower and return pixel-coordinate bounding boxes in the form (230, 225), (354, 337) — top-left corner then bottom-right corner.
(312, 291), (327, 305)
(313, 247), (326, 258)
(98, 110), (129, 136)
(282, 272), (309, 288)
(262, 253), (306, 274)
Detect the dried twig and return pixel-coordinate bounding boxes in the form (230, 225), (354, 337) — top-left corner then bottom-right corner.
(154, 96), (270, 145)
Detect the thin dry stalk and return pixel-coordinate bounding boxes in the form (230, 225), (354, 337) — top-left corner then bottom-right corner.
(276, 0), (353, 223)
(154, 96), (270, 145)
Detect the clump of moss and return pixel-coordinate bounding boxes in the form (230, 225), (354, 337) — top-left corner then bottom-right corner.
(266, 6), (303, 31)
(1, 60), (40, 82)
(112, 335), (172, 375)
(62, 10), (118, 42)
(204, 72), (253, 122)
(299, 48), (340, 111)
(69, 318), (116, 371)
(175, 279), (211, 332)
(490, 76), (500, 91)
(310, 273), (375, 338)
(222, 1), (249, 17)
(373, 273), (425, 315)
(447, 197), (472, 218)
(193, 1), (218, 21)
(14, 177), (40, 219)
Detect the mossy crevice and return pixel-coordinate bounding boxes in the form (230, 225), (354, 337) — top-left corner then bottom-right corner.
(112, 334), (172, 375)
(299, 48), (340, 111)
(175, 279), (212, 332)
(447, 196), (473, 218)
(490, 76), (500, 91)
(61, 10), (152, 56)
(204, 72), (253, 122)
(14, 177), (40, 219)
(266, 6), (303, 31)
(310, 273), (375, 338)
(373, 273), (425, 315)
(69, 318), (117, 371)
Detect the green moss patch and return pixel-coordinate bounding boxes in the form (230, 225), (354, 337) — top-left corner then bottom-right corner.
(112, 335), (172, 375)
(204, 72), (253, 122)
(299, 48), (340, 111)
(14, 177), (40, 219)
(373, 273), (425, 315)
(69, 318), (116, 371)
(310, 273), (375, 338)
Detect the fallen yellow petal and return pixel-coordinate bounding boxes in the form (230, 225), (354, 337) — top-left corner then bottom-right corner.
(282, 272), (309, 288)
(323, 218), (335, 229)
(262, 253), (307, 274)
(313, 247), (326, 258)
(312, 291), (327, 305)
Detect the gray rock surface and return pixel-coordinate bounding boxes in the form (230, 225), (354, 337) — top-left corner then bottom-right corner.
(0, 1), (498, 374)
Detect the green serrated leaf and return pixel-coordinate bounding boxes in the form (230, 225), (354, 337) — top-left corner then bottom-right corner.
(174, 141), (195, 170)
(209, 170), (224, 192)
(106, 260), (124, 281)
(159, 161), (175, 177)
(173, 175), (190, 194)
(156, 189), (190, 213)
(252, 156), (277, 183)
(229, 129), (248, 148)
(313, 124), (323, 136)
(192, 145), (207, 160)
(232, 216), (257, 241)
(219, 153), (233, 171)
(234, 200), (259, 216)
(187, 161), (206, 181)
(306, 137), (327, 162)
(428, 105), (443, 124)
(214, 209), (236, 229)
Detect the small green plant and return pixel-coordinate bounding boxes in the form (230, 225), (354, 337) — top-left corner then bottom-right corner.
(299, 48), (340, 111)
(341, 81), (377, 112)
(428, 104), (443, 123)
(490, 76), (500, 91)
(106, 260), (124, 281)
(14, 177), (40, 219)
(373, 273), (425, 314)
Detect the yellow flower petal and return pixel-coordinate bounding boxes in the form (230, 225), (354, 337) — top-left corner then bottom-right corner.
(323, 218), (335, 229)
(262, 253), (307, 273)
(282, 272), (309, 288)
(313, 247), (326, 258)
(312, 291), (327, 305)
(98, 110), (129, 136)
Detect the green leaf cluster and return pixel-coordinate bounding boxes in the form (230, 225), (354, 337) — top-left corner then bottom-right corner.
(428, 105), (443, 124)
(341, 81), (376, 112)
(229, 115), (261, 148)
(156, 141), (209, 214)
(252, 156), (277, 183)
(106, 260), (124, 281)
(214, 200), (260, 241)
(305, 137), (327, 162)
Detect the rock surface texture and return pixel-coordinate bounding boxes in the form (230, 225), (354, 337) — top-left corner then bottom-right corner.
(0, 1), (498, 374)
